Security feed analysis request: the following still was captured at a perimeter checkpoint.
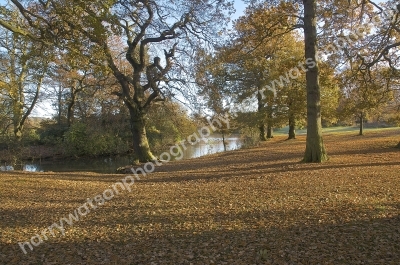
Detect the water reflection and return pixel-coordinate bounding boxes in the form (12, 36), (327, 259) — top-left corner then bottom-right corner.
(182, 137), (241, 159)
(17, 136), (242, 173)
(0, 165), (14, 171)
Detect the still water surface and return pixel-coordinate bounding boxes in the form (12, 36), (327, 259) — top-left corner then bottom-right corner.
(22, 136), (242, 173)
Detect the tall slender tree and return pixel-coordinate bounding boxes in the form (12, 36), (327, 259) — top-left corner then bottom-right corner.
(0, 24), (49, 141)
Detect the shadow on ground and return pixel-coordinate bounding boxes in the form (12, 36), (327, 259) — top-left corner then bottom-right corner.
(1, 210), (399, 265)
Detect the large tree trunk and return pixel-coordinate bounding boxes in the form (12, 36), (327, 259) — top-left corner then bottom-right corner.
(288, 115), (296, 140)
(259, 125), (267, 141)
(128, 107), (156, 163)
(303, 0), (328, 162)
(13, 101), (23, 142)
(267, 123), (273, 139)
(14, 126), (23, 142)
(359, 113), (364, 136)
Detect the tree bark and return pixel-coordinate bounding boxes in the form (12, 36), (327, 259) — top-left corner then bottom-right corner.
(259, 125), (267, 141)
(359, 113), (364, 136)
(267, 123), (273, 139)
(302, 0), (328, 162)
(14, 126), (23, 142)
(266, 105), (274, 139)
(258, 90), (267, 141)
(13, 96), (23, 142)
(67, 81), (85, 127)
(128, 107), (156, 163)
(222, 132), (227, 151)
(288, 115), (296, 139)
(67, 95), (75, 127)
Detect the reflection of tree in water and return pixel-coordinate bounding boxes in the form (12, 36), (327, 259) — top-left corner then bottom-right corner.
(207, 144), (214, 155)
(204, 137), (241, 155)
(17, 137), (243, 172)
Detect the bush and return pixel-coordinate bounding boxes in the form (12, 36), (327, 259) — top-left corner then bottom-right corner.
(21, 128), (41, 145)
(38, 120), (68, 146)
(63, 122), (130, 157)
(387, 116), (400, 127)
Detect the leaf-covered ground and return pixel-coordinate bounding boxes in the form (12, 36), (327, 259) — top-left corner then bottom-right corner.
(1, 129), (400, 265)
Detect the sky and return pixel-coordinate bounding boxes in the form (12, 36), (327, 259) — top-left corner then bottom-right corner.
(233, 0), (248, 20)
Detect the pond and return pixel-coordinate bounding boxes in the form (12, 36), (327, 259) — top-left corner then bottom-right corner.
(15, 135), (242, 173)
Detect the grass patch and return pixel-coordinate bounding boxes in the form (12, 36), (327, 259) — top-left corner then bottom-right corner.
(273, 125), (399, 136)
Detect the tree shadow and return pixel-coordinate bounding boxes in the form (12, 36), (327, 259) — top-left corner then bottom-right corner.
(1, 206), (399, 265)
